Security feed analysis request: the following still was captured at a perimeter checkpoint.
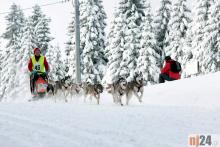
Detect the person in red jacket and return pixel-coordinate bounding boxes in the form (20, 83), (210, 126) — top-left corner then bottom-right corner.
(28, 48), (50, 94)
(159, 56), (181, 83)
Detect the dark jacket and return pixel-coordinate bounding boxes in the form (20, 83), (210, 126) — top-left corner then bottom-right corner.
(161, 59), (181, 80)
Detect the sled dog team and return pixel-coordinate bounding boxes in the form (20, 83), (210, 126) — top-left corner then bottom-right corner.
(45, 75), (144, 106)
(29, 48), (181, 105)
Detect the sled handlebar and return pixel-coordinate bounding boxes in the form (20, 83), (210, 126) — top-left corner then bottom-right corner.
(35, 71), (48, 76)
(36, 71), (44, 74)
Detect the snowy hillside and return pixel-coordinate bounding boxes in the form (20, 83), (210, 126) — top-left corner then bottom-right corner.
(0, 72), (220, 147)
(145, 72), (220, 107)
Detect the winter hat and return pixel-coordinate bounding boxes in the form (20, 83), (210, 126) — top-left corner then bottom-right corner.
(165, 56), (171, 61)
(34, 48), (41, 53)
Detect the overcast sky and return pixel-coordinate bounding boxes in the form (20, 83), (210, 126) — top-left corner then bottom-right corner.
(0, 0), (194, 49)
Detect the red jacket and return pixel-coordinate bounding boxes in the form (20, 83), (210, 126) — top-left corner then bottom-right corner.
(28, 55), (49, 72)
(161, 60), (181, 80)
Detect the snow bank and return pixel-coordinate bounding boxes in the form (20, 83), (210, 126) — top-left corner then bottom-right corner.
(144, 72), (220, 108)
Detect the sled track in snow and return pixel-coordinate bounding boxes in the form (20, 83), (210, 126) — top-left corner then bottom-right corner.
(0, 111), (83, 147)
(0, 103), (220, 147)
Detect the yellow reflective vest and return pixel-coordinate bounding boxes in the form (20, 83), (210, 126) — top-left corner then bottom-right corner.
(31, 55), (45, 73)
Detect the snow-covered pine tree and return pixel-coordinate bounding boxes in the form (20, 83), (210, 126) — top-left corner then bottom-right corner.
(35, 15), (53, 55)
(46, 45), (56, 82)
(19, 18), (35, 68)
(105, 0), (146, 84)
(96, 0), (107, 53)
(0, 4), (25, 99)
(47, 45), (65, 82)
(79, 0), (107, 84)
(105, 6), (119, 63)
(95, 0), (108, 76)
(0, 41), (3, 72)
(2, 3), (25, 49)
(180, 22), (195, 78)
(65, 12), (76, 82)
(53, 45), (66, 82)
(190, 0), (214, 74)
(0, 41), (4, 97)
(105, 5), (126, 84)
(154, 0), (172, 65)
(118, 1), (141, 82)
(30, 5), (53, 55)
(202, 1), (220, 73)
(137, 2), (161, 84)
(46, 45), (56, 81)
(165, 0), (191, 62)
(105, 30), (114, 62)
(1, 45), (19, 99)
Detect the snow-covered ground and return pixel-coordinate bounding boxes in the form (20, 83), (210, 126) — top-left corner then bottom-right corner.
(0, 72), (220, 147)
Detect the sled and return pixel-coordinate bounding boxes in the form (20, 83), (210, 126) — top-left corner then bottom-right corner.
(30, 71), (48, 99)
(35, 76), (48, 98)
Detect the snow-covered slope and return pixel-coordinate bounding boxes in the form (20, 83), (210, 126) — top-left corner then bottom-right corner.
(0, 72), (220, 147)
(144, 71), (220, 108)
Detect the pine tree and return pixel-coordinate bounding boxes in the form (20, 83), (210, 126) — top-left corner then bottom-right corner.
(118, 1), (141, 82)
(0, 42), (4, 97)
(1, 45), (18, 99)
(105, 0), (146, 84)
(190, 0), (214, 74)
(96, 0), (107, 61)
(79, 0), (107, 84)
(202, 2), (220, 73)
(137, 2), (161, 84)
(1, 4), (25, 99)
(181, 23), (195, 78)
(47, 45), (65, 82)
(54, 45), (66, 82)
(65, 12), (76, 82)
(105, 6), (119, 63)
(30, 5), (53, 54)
(154, 0), (172, 64)
(2, 3), (25, 49)
(105, 29), (114, 62)
(165, 0), (191, 61)
(105, 7), (126, 84)
(0, 41), (3, 72)
(19, 18), (35, 67)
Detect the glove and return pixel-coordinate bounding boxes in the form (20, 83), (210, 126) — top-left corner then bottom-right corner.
(32, 70), (37, 75)
(42, 71), (48, 77)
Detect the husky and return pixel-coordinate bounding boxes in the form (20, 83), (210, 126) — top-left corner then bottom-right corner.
(125, 75), (144, 105)
(54, 77), (82, 102)
(83, 82), (104, 105)
(50, 77), (72, 102)
(47, 83), (55, 96)
(71, 83), (82, 95)
(106, 77), (127, 106)
(106, 75), (144, 106)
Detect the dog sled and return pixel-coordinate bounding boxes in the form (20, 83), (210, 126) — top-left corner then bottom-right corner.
(29, 71), (48, 101)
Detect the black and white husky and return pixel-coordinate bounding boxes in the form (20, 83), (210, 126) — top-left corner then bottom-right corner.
(106, 77), (127, 106)
(106, 75), (144, 106)
(82, 82), (104, 105)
